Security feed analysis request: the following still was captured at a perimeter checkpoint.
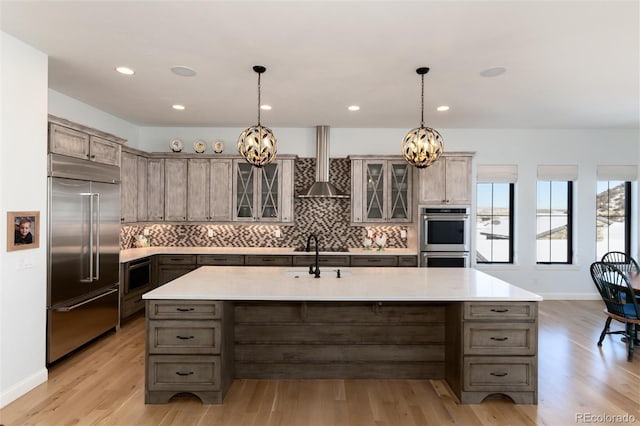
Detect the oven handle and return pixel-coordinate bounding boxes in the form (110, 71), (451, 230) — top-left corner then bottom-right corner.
(423, 252), (470, 258)
(423, 215), (469, 220)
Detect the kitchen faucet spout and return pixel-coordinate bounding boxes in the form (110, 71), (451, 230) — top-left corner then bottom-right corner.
(306, 234), (321, 278)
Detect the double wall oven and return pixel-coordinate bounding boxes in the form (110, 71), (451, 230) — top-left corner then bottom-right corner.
(420, 207), (470, 267)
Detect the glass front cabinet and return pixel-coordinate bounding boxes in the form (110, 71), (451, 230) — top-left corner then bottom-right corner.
(232, 157), (294, 223)
(350, 157), (412, 224)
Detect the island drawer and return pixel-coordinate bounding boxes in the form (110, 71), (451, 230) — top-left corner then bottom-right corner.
(463, 356), (535, 392)
(463, 302), (537, 321)
(245, 255), (292, 266)
(463, 322), (536, 355)
(148, 320), (221, 354)
(292, 255), (350, 267)
(147, 300), (222, 320)
(350, 255), (398, 267)
(158, 255), (197, 265)
(147, 355), (221, 392)
(197, 254), (244, 266)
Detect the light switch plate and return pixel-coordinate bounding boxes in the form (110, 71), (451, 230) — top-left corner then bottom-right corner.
(367, 229), (373, 237)
(143, 228), (150, 236)
(274, 229), (281, 238)
(400, 230), (407, 239)
(207, 229), (214, 237)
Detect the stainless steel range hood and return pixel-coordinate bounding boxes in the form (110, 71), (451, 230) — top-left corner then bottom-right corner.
(299, 125), (349, 198)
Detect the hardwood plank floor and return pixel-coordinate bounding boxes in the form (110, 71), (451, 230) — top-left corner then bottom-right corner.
(1, 301), (639, 425)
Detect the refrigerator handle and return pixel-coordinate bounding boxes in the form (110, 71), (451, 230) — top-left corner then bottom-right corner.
(80, 192), (93, 283)
(93, 192), (100, 280)
(53, 288), (118, 312)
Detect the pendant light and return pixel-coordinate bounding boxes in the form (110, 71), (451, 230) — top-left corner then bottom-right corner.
(237, 65), (277, 167)
(401, 67), (443, 168)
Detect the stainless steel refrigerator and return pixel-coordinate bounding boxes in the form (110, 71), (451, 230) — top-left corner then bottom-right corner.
(47, 154), (120, 364)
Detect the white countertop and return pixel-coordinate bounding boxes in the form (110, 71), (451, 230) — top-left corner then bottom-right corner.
(120, 246), (418, 263)
(142, 266), (543, 302)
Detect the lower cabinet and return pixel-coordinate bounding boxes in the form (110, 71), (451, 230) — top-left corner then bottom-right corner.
(446, 301), (538, 404)
(157, 255), (198, 285)
(145, 300), (234, 404)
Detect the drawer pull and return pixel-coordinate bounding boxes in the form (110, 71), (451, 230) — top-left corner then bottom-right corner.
(262, 258), (275, 262)
(176, 307), (195, 312)
(175, 371), (194, 376)
(367, 259), (381, 262)
(490, 372), (508, 377)
(490, 308), (509, 313)
(176, 335), (194, 340)
(490, 337), (509, 341)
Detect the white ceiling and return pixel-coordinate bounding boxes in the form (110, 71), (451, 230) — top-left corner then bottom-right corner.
(1, 1), (638, 129)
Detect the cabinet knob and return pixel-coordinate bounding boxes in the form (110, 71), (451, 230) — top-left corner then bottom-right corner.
(91, 155), (96, 159)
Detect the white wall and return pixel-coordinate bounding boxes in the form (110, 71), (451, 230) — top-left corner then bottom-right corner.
(0, 32), (49, 407)
(48, 89), (139, 147)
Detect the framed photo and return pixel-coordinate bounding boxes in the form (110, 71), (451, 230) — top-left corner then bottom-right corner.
(7, 211), (40, 252)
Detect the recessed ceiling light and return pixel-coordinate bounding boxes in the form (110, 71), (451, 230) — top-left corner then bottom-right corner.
(172, 104), (185, 111)
(480, 67), (507, 77)
(348, 105), (360, 111)
(437, 105), (450, 112)
(171, 66), (197, 77)
(115, 66), (135, 75)
(260, 104), (272, 111)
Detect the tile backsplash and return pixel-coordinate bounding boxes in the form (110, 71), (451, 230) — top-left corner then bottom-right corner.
(121, 158), (412, 250)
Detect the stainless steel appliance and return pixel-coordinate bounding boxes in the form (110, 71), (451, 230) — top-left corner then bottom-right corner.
(47, 154), (120, 364)
(420, 207), (470, 267)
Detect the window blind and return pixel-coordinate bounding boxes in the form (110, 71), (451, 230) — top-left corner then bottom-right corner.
(477, 165), (518, 183)
(537, 165), (578, 181)
(596, 165), (638, 181)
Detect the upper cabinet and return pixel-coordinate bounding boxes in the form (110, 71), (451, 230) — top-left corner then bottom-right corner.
(351, 157), (413, 224)
(187, 158), (233, 222)
(120, 151), (139, 223)
(418, 153), (474, 206)
(232, 157), (294, 224)
(48, 116), (124, 166)
(164, 158), (188, 221)
(146, 158), (165, 221)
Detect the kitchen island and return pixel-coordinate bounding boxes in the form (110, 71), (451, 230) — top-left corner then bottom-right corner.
(143, 266), (542, 405)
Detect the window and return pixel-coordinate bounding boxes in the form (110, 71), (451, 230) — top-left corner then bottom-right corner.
(536, 181), (573, 263)
(596, 181), (631, 259)
(476, 183), (514, 263)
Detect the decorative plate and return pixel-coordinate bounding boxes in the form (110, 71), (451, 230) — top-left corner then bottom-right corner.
(169, 138), (184, 152)
(213, 139), (225, 154)
(193, 139), (206, 153)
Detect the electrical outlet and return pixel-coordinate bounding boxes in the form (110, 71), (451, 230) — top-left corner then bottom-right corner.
(143, 228), (150, 236)
(207, 229), (214, 238)
(400, 230), (407, 239)
(274, 229), (281, 238)
(367, 229), (373, 238)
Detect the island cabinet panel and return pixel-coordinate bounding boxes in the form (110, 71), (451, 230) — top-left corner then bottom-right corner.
(445, 301), (538, 404)
(145, 300), (234, 405)
(233, 302), (446, 379)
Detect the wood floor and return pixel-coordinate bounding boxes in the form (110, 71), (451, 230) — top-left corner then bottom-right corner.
(1, 300), (639, 426)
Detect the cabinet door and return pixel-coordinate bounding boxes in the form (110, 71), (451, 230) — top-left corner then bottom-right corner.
(165, 159), (188, 221)
(444, 156), (472, 205)
(233, 161), (256, 221)
(258, 162), (280, 221)
(351, 159), (364, 223)
(210, 159), (233, 221)
(120, 152), (138, 223)
(387, 161), (412, 222)
(418, 159), (446, 204)
(147, 158), (165, 221)
(363, 161), (386, 222)
(49, 124), (90, 160)
(89, 136), (121, 166)
(137, 156), (148, 221)
(187, 159), (210, 221)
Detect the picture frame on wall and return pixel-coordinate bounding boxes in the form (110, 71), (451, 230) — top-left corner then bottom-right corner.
(7, 211), (40, 252)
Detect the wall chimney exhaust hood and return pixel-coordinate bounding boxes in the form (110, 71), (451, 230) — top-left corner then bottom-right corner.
(299, 125), (349, 198)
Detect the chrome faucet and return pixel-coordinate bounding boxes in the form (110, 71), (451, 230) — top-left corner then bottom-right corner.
(306, 234), (321, 278)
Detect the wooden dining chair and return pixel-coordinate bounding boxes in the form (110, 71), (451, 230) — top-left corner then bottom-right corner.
(590, 261), (640, 361)
(601, 251), (640, 274)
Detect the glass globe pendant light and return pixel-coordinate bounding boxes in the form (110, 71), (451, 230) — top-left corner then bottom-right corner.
(237, 65), (277, 167)
(401, 67), (443, 168)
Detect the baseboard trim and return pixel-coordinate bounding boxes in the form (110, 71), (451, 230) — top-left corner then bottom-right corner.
(0, 367), (48, 409)
(538, 293), (601, 300)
